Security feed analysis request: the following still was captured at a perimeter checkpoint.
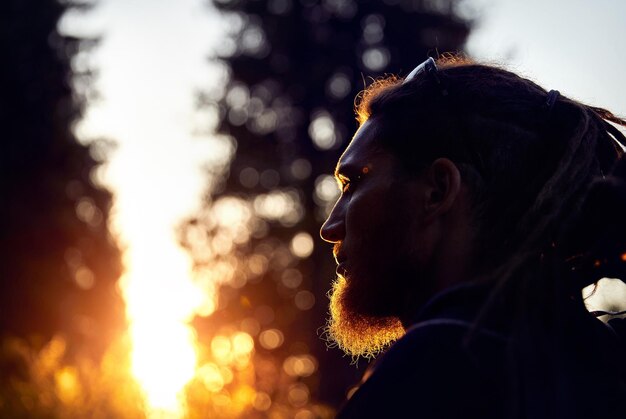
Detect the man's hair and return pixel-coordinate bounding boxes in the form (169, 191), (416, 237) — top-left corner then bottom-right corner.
(355, 56), (624, 274)
(354, 56), (626, 415)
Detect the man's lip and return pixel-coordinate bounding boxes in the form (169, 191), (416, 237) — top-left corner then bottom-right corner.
(336, 262), (347, 277)
(334, 253), (347, 264)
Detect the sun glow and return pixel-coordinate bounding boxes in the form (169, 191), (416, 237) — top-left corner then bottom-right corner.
(129, 320), (196, 411)
(66, 0), (229, 409)
(119, 222), (216, 415)
(61, 1), (328, 416)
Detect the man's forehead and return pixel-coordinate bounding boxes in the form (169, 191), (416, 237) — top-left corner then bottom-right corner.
(335, 120), (380, 176)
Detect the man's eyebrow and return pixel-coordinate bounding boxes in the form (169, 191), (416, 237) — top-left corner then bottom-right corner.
(334, 163), (354, 180)
(334, 163), (368, 180)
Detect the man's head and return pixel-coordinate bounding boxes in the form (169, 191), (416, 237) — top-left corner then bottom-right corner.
(320, 116), (475, 358)
(320, 57), (623, 358)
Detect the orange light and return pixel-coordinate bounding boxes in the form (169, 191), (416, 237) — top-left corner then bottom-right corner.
(121, 234), (216, 415)
(621, 253), (626, 262)
(259, 329), (284, 350)
(197, 363), (224, 392)
(55, 366), (79, 404)
(253, 392), (272, 411)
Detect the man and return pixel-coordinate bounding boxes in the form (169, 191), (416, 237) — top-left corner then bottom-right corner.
(320, 57), (626, 418)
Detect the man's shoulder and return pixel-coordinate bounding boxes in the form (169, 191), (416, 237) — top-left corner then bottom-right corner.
(337, 319), (509, 418)
(404, 317), (508, 343)
(381, 317), (508, 368)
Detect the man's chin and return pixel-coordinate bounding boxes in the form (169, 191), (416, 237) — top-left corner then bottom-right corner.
(323, 276), (405, 359)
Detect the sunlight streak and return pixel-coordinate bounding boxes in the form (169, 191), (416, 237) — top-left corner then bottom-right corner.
(120, 225), (216, 416)
(62, 0), (228, 412)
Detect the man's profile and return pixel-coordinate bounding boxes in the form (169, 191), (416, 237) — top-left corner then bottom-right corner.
(320, 56), (626, 418)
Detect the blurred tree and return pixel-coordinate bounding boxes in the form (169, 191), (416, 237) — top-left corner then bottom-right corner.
(183, 0), (471, 408)
(0, 0), (124, 360)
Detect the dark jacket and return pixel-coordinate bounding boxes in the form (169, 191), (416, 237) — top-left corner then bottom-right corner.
(337, 283), (626, 419)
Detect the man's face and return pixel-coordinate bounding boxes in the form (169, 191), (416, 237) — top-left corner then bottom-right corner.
(320, 119), (433, 357)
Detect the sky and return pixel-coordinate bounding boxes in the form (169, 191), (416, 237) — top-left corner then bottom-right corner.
(62, 0), (226, 235)
(59, 0), (626, 411)
(466, 0), (626, 116)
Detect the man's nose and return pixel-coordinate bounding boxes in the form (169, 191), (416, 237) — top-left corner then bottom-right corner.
(320, 207), (345, 243)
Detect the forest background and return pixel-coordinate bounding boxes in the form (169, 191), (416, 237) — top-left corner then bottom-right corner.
(2, 0), (625, 417)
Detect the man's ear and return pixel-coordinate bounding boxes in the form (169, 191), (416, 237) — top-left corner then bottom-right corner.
(423, 158), (461, 222)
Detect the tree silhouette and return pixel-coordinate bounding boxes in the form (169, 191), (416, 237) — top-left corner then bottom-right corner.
(0, 0), (124, 359)
(183, 0), (471, 407)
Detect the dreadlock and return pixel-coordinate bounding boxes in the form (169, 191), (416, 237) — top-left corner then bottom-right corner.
(355, 56), (626, 417)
